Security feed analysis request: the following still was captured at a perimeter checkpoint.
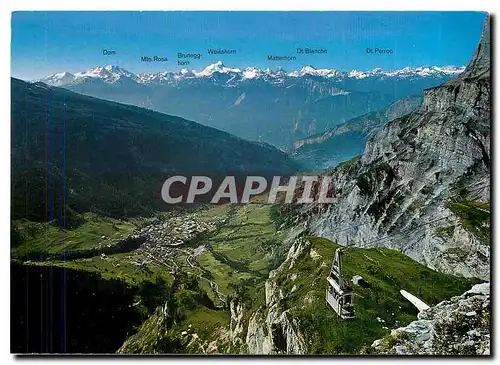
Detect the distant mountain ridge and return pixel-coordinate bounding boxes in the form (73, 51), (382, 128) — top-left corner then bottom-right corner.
(32, 62), (462, 148)
(11, 78), (298, 223)
(292, 95), (423, 170)
(38, 62), (465, 87)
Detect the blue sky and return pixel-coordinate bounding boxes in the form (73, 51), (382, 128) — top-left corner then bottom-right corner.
(11, 11), (487, 80)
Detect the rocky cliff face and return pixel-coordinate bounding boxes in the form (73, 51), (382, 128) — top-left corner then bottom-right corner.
(239, 233), (477, 355)
(371, 283), (490, 355)
(304, 17), (490, 279)
(245, 234), (308, 354)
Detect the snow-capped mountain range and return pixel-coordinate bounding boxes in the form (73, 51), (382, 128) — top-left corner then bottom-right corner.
(32, 61), (465, 148)
(37, 61), (465, 87)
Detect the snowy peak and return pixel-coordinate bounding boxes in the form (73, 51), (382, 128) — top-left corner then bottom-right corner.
(242, 67), (261, 79)
(41, 71), (77, 86)
(73, 65), (137, 83)
(194, 61), (241, 77)
(36, 65), (138, 86)
(289, 65), (342, 78)
(241, 66), (284, 80)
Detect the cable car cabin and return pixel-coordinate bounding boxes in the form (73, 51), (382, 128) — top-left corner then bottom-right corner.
(326, 277), (355, 319)
(326, 249), (355, 319)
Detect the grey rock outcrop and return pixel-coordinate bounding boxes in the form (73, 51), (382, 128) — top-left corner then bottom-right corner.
(371, 283), (490, 355)
(245, 237), (308, 354)
(304, 17), (490, 279)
